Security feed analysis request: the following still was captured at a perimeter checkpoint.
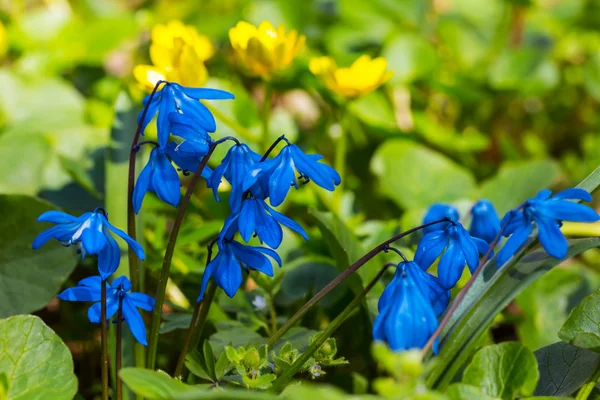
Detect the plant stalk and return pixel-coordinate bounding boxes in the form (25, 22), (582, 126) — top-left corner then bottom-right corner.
(269, 264), (393, 393)
(267, 218), (450, 345)
(576, 363), (600, 400)
(262, 85), (273, 152)
(146, 144), (218, 370)
(333, 123), (347, 210)
(101, 280), (109, 400)
(115, 297), (123, 400)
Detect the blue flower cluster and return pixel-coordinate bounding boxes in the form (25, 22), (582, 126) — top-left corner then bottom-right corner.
(32, 208), (151, 345)
(374, 192), (598, 353)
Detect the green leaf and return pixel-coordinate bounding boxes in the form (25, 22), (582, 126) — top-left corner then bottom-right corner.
(203, 340), (217, 381)
(0, 195), (77, 318)
(413, 113), (489, 153)
(533, 341), (600, 397)
(120, 368), (200, 399)
(242, 373), (276, 390)
(516, 268), (583, 349)
(583, 53), (600, 102)
(209, 325), (266, 355)
(382, 33), (438, 84)
(488, 49), (559, 95)
(479, 160), (561, 215)
(371, 139), (476, 209)
(0, 315), (77, 400)
(447, 383), (500, 400)
(427, 237), (600, 389)
(558, 290), (600, 352)
(348, 91), (397, 132)
(463, 342), (538, 400)
(185, 351), (211, 381)
(214, 350), (232, 381)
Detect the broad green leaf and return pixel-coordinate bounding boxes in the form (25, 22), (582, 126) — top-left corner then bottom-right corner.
(558, 290), (600, 352)
(583, 53), (600, 102)
(0, 315), (77, 400)
(371, 139), (476, 209)
(479, 160), (561, 215)
(120, 368), (199, 398)
(185, 351), (212, 381)
(413, 113), (489, 153)
(488, 49), (559, 95)
(516, 268), (582, 349)
(533, 341), (600, 397)
(463, 342), (538, 400)
(243, 373), (276, 390)
(208, 325), (266, 354)
(447, 383), (500, 400)
(382, 33), (438, 84)
(0, 195), (77, 317)
(426, 237), (600, 389)
(348, 91), (398, 132)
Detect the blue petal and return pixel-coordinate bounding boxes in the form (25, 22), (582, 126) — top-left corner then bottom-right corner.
(197, 251), (221, 301)
(534, 215), (568, 259)
(535, 189), (552, 200)
(32, 223), (79, 249)
(122, 297), (149, 345)
(156, 87), (175, 148)
(87, 296), (120, 323)
(127, 292), (155, 311)
(152, 150), (181, 208)
(230, 241), (277, 276)
(469, 200), (500, 243)
(179, 86), (235, 100)
(174, 89), (217, 132)
(437, 240), (466, 289)
(263, 202), (309, 240)
(268, 149), (296, 207)
(104, 218), (145, 261)
(213, 246), (243, 298)
(238, 199), (258, 243)
(133, 150), (154, 214)
(57, 286), (101, 302)
(496, 222), (533, 267)
(423, 204), (459, 234)
(97, 228), (121, 280)
(457, 225), (487, 273)
(502, 211), (528, 236)
(77, 276), (103, 289)
(36, 211), (79, 224)
(552, 188), (592, 202)
(252, 200), (282, 248)
(538, 200), (599, 223)
(414, 230), (449, 270)
(290, 145), (340, 191)
(81, 213), (108, 255)
(138, 92), (160, 135)
(112, 276), (132, 292)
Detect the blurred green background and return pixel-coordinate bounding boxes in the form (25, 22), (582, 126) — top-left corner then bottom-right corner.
(1, 0), (600, 396)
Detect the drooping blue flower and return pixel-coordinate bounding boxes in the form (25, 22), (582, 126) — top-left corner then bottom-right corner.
(57, 276), (155, 345)
(165, 142), (213, 180)
(33, 209), (145, 279)
(414, 222), (489, 289)
(198, 239), (282, 300)
(242, 144), (341, 207)
(422, 204), (459, 234)
(209, 144), (267, 211)
(220, 197), (308, 249)
(138, 83), (234, 148)
(469, 199), (500, 244)
(168, 112), (213, 157)
(133, 147), (181, 213)
(372, 262), (440, 353)
(496, 188), (599, 267)
(378, 261), (450, 317)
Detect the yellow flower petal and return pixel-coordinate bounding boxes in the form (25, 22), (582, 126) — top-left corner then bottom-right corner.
(133, 65), (167, 91)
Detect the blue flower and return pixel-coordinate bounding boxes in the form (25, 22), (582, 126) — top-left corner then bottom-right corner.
(33, 209), (145, 279)
(496, 188), (599, 266)
(220, 197), (308, 249)
(209, 144), (266, 211)
(133, 147), (181, 213)
(198, 239), (282, 300)
(422, 204), (459, 234)
(243, 144), (341, 207)
(168, 112), (213, 157)
(138, 83), (234, 148)
(469, 199), (500, 243)
(373, 262), (440, 353)
(57, 276), (155, 345)
(378, 261), (450, 317)
(414, 222), (489, 289)
(165, 142), (213, 179)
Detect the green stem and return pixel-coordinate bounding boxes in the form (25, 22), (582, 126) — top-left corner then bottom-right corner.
(269, 264), (393, 393)
(333, 123), (347, 210)
(146, 145), (219, 370)
(262, 85), (273, 152)
(101, 281), (109, 400)
(576, 363), (600, 400)
(267, 294), (277, 336)
(202, 102), (257, 143)
(173, 298), (202, 378)
(267, 218), (450, 346)
(116, 297), (123, 400)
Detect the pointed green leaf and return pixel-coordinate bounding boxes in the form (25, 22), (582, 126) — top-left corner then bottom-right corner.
(463, 342), (538, 400)
(214, 350), (232, 381)
(558, 290), (600, 352)
(447, 384), (500, 400)
(203, 340), (216, 381)
(185, 351), (211, 381)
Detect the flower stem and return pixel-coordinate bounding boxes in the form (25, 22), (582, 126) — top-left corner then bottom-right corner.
(173, 240), (218, 377)
(267, 218), (450, 346)
(269, 264), (394, 393)
(262, 84), (273, 152)
(100, 280), (109, 400)
(333, 123), (347, 210)
(146, 144), (219, 370)
(115, 297), (123, 400)
(268, 294), (277, 336)
(576, 363), (600, 400)
(202, 102), (257, 143)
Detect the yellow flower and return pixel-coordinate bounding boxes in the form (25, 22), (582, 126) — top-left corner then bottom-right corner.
(309, 55), (393, 98)
(134, 20), (215, 91)
(229, 21), (305, 79)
